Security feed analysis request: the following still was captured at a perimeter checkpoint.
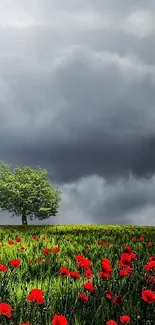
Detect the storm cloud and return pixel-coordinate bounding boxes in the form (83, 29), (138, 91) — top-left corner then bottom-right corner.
(0, 0), (155, 225)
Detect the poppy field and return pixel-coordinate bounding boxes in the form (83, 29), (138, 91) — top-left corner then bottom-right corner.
(1, 224), (155, 325)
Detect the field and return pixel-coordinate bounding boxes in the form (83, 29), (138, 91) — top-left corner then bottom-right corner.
(0, 224), (155, 325)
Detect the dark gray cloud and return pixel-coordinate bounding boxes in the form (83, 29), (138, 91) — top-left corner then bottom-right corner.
(1, 46), (155, 182)
(0, 0), (155, 225)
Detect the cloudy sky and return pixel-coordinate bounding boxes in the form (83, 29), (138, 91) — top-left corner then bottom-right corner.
(0, 0), (155, 226)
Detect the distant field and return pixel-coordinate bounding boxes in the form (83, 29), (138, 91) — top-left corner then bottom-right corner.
(0, 224), (155, 325)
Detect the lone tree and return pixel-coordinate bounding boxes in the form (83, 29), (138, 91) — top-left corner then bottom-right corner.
(0, 161), (62, 225)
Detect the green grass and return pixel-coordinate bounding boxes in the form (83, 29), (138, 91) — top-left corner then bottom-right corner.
(0, 224), (155, 325)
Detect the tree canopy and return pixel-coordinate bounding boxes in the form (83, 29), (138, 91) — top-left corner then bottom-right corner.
(0, 161), (62, 225)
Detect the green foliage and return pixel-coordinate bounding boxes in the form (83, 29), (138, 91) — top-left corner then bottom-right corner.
(0, 161), (62, 224)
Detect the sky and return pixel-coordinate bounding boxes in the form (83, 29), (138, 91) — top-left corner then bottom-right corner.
(0, 0), (155, 226)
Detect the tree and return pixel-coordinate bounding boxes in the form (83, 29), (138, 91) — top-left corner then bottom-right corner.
(0, 161), (62, 225)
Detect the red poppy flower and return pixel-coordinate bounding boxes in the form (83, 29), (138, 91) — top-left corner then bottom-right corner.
(0, 264), (8, 272)
(130, 252), (137, 261)
(8, 240), (14, 245)
(98, 240), (105, 245)
(16, 237), (22, 242)
(60, 267), (70, 277)
(102, 262), (112, 273)
(84, 268), (93, 279)
(99, 271), (112, 279)
(0, 302), (13, 318)
(27, 289), (44, 304)
(102, 258), (111, 265)
(52, 247), (60, 254)
(113, 295), (124, 304)
(32, 235), (37, 240)
(70, 271), (80, 279)
(144, 261), (155, 272)
(75, 254), (84, 261)
(105, 290), (113, 299)
(43, 248), (51, 255)
(52, 314), (68, 325)
(149, 276), (155, 283)
(142, 289), (155, 304)
(37, 258), (43, 263)
(106, 320), (118, 325)
(10, 259), (21, 267)
(78, 293), (89, 301)
(120, 253), (131, 267)
(119, 269), (129, 277)
(82, 282), (96, 292)
(78, 261), (90, 268)
(120, 315), (130, 323)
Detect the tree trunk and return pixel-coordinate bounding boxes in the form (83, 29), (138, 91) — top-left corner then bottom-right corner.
(22, 213), (28, 225)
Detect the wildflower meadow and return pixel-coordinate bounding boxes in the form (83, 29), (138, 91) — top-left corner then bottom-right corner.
(0, 224), (155, 325)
